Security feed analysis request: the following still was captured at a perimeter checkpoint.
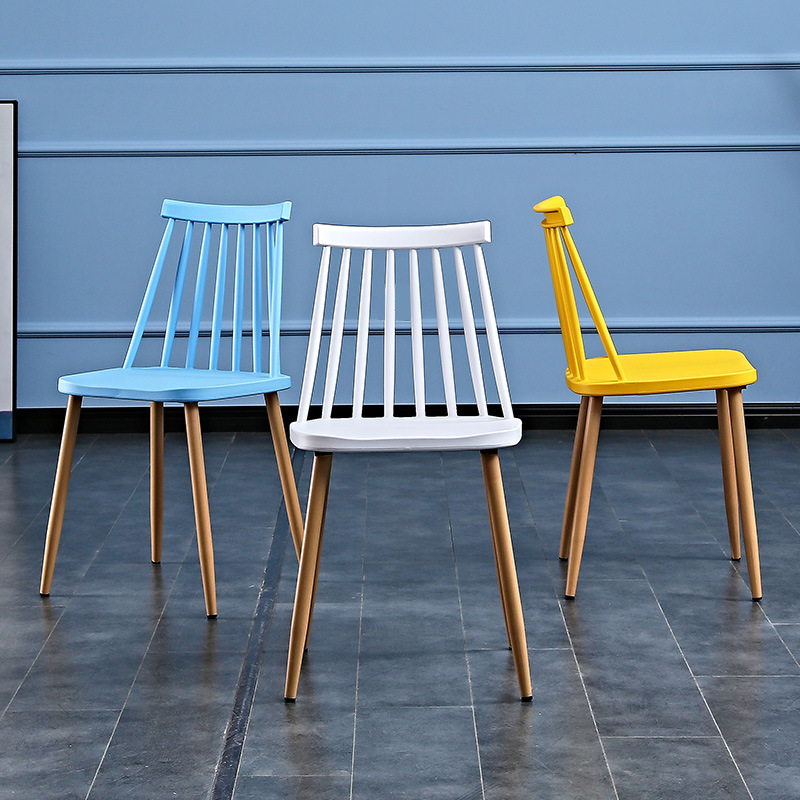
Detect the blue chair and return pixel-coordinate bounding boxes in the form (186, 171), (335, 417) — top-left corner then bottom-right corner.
(39, 200), (304, 617)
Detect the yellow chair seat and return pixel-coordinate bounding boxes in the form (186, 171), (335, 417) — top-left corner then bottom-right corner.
(567, 349), (757, 396)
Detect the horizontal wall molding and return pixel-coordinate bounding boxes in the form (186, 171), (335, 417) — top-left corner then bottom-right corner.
(18, 137), (800, 158)
(2, 55), (800, 75)
(17, 318), (800, 340)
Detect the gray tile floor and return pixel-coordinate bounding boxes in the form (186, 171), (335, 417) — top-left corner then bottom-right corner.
(1, 425), (799, 799)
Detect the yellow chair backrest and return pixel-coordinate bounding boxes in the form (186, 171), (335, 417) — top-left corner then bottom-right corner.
(534, 196), (626, 383)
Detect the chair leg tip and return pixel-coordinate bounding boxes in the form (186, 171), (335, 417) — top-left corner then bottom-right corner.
(730, 557), (742, 562)
(151, 559), (161, 565)
(520, 695), (533, 703)
(39, 592), (50, 598)
(284, 696), (296, 703)
(564, 593), (576, 601)
(751, 596), (762, 602)
(207, 613), (218, 619)
(558, 556), (568, 562)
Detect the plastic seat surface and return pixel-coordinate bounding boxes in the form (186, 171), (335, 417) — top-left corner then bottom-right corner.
(570, 349), (757, 396)
(59, 367), (291, 402)
(290, 415), (522, 452)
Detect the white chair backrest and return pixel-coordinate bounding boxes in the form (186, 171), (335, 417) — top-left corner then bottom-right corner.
(296, 221), (514, 422)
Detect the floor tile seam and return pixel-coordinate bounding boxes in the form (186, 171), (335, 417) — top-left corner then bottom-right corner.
(505, 448), (571, 602)
(551, 576), (647, 583)
(349, 455), (370, 800)
(211, 541), (285, 797)
(643, 428), (791, 598)
(1, 445), (158, 720)
(242, 771), (352, 778)
(460, 646), (572, 654)
(440, 452), (486, 800)
(750, 430), (800, 533)
(0, 602), (71, 721)
(600, 734), (723, 740)
(596, 470), (791, 672)
(0, 433), (102, 567)
(510, 442), (621, 795)
(598, 463), (757, 797)
(587, 480), (647, 581)
(693, 674), (800, 681)
(49, 455), (155, 603)
(616, 434), (781, 633)
(641, 430), (748, 558)
(210, 446), (303, 800)
(645, 431), (800, 670)
(640, 575), (757, 800)
(1, 430), (226, 732)
(1, 461), (188, 723)
(359, 701), (478, 708)
(83, 539), (195, 800)
(555, 598), (622, 800)
(79, 435), (239, 799)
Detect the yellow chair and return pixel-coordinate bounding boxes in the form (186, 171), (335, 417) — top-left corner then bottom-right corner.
(533, 195), (762, 601)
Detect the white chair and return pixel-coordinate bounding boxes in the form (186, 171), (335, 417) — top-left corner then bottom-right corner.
(284, 220), (532, 701)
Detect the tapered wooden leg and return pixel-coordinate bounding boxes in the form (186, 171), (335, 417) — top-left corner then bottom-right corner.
(40, 395), (82, 596)
(184, 403), (217, 618)
(304, 480), (330, 650)
(560, 396), (589, 559)
(264, 392), (304, 561)
(481, 450), (532, 701)
(716, 389), (741, 561)
(728, 388), (762, 600)
(150, 401), (164, 564)
(285, 453), (333, 701)
(489, 508), (513, 649)
(565, 396), (603, 598)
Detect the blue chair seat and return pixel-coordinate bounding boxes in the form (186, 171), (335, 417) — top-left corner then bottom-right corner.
(58, 367), (291, 403)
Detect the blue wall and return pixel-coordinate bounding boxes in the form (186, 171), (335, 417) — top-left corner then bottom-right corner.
(2, 1), (800, 407)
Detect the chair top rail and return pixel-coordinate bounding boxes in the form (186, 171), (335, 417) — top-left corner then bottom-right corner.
(162, 199), (291, 225)
(313, 221), (491, 250)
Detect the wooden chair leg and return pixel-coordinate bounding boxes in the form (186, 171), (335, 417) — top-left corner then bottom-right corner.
(264, 392), (304, 561)
(304, 479), (330, 651)
(560, 396), (589, 559)
(489, 509), (513, 649)
(150, 401), (164, 564)
(184, 403), (217, 618)
(481, 450), (532, 701)
(728, 388), (762, 600)
(40, 395), (82, 596)
(285, 452), (333, 701)
(716, 389), (741, 561)
(565, 395), (603, 599)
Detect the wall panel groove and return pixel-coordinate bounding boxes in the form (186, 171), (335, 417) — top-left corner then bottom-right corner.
(2, 56), (800, 75)
(16, 319), (800, 339)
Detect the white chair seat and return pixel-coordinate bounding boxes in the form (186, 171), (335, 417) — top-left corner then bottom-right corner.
(290, 415), (522, 452)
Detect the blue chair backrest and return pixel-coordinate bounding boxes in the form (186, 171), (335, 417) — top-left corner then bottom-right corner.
(123, 199), (291, 375)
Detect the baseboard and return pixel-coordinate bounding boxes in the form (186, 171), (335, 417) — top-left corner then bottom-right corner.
(12, 402), (800, 436)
